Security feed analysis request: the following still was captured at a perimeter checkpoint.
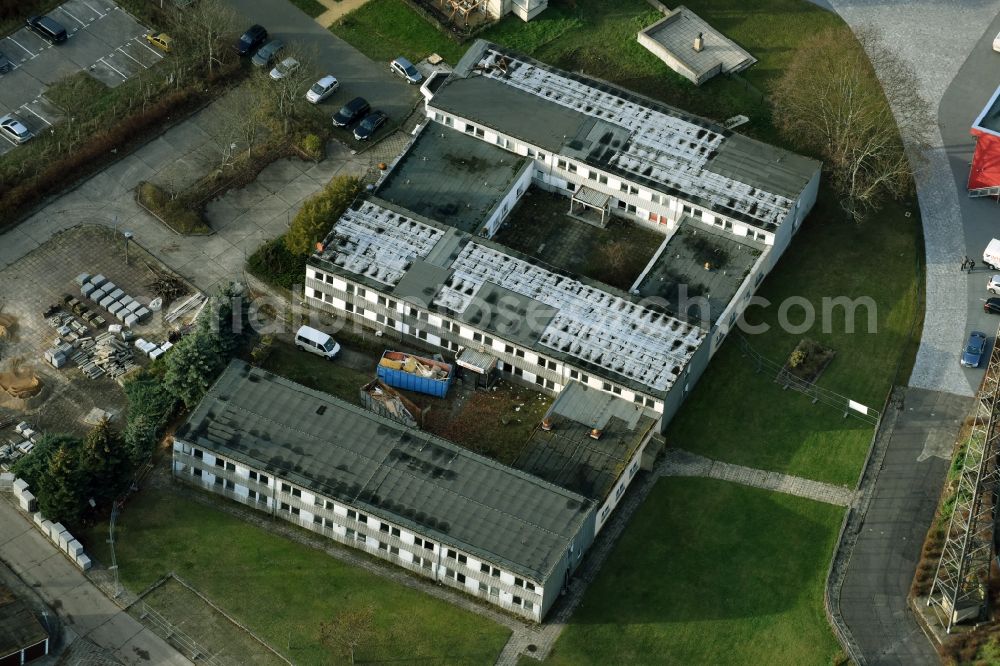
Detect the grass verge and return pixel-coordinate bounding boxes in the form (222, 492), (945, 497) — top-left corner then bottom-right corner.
(330, 0), (466, 64)
(289, 0), (327, 19)
(81, 486), (510, 665)
(258, 339), (373, 406)
(667, 194), (921, 487)
(546, 478), (844, 665)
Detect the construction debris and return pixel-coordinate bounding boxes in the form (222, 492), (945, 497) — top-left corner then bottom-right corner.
(164, 293), (207, 326)
(70, 331), (139, 380)
(146, 261), (187, 302)
(360, 379), (423, 428)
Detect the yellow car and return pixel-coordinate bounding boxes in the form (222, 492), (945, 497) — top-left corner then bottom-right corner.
(145, 33), (173, 52)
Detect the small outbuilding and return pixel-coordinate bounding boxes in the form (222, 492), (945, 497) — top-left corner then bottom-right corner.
(637, 6), (756, 85)
(0, 586), (49, 666)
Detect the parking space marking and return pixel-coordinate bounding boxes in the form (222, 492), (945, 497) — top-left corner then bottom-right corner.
(57, 6), (90, 28)
(98, 56), (127, 79)
(116, 45), (144, 67)
(7, 37), (37, 58)
(80, 0), (106, 18)
(134, 37), (163, 58)
(22, 105), (52, 126)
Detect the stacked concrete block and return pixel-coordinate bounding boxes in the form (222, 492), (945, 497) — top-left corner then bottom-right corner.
(40, 519), (52, 536)
(18, 490), (36, 512)
(32, 512), (44, 529)
(90, 274), (107, 288)
(81, 282), (97, 298)
(76, 554), (92, 571)
(74, 273), (91, 287)
(66, 539), (83, 557)
(109, 302), (125, 319)
(99, 294), (116, 309)
(48, 522), (66, 542)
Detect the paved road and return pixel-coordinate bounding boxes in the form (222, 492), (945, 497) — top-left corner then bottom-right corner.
(226, 0), (420, 128)
(0, 499), (191, 666)
(838, 388), (967, 664)
(939, 11), (1000, 392)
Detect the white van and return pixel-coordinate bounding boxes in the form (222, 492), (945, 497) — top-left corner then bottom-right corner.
(984, 239), (1000, 270)
(294, 325), (341, 360)
(994, 31), (1000, 53)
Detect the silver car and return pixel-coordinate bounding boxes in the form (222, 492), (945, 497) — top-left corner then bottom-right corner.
(390, 57), (422, 84)
(0, 115), (32, 144)
(306, 75), (339, 103)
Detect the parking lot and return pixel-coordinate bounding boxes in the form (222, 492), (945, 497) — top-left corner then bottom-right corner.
(0, 0), (161, 155)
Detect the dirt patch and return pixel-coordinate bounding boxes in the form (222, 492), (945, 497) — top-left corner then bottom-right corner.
(779, 339), (836, 384)
(0, 358), (42, 399)
(0, 312), (17, 341)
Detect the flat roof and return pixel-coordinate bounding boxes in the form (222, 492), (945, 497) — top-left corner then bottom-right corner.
(514, 383), (655, 500)
(0, 587), (47, 658)
(973, 84), (1000, 137)
(639, 6), (756, 79)
(376, 125), (530, 234)
(430, 40), (820, 230)
(636, 218), (764, 324)
(310, 198), (706, 397)
(177, 361), (594, 582)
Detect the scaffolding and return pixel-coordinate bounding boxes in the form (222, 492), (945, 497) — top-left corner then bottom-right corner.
(927, 321), (1000, 632)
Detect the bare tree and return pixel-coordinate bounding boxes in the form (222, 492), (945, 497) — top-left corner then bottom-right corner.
(319, 604), (374, 664)
(174, 0), (239, 76)
(255, 46), (316, 136)
(772, 26), (931, 222)
(217, 86), (268, 164)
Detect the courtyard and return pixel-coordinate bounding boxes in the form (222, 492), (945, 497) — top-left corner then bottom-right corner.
(493, 187), (664, 291)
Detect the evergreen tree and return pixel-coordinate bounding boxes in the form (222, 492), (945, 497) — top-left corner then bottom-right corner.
(37, 444), (84, 525)
(79, 419), (128, 505)
(11, 434), (76, 490)
(163, 315), (225, 408)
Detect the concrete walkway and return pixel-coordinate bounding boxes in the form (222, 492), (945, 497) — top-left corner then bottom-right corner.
(661, 448), (856, 507)
(0, 499), (191, 666)
(316, 0), (371, 27)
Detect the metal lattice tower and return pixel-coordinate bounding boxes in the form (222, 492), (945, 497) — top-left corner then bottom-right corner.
(927, 327), (1000, 632)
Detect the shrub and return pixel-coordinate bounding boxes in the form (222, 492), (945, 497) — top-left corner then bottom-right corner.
(136, 181), (211, 235)
(247, 237), (308, 290)
(299, 133), (324, 161)
(284, 175), (363, 255)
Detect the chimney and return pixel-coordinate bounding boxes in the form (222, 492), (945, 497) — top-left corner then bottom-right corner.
(541, 417), (553, 431)
(589, 428), (602, 440)
(693, 32), (704, 52)
(315, 241), (325, 253)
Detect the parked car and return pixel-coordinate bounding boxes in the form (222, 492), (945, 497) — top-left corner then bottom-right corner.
(269, 57), (299, 80)
(26, 15), (67, 44)
(0, 115), (32, 144)
(145, 33), (173, 52)
(985, 298), (1000, 315)
(235, 24), (267, 56)
(250, 39), (283, 67)
(961, 331), (988, 368)
(332, 97), (370, 127)
(306, 75), (339, 103)
(390, 56), (422, 84)
(295, 325), (340, 360)
(353, 110), (388, 141)
(994, 30), (1000, 53)
(989, 275), (1000, 294)
(0, 50), (12, 73)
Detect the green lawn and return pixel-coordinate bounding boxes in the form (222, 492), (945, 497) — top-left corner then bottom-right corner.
(81, 488), (510, 665)
(259, 339), (373, 406)
(546, 478), (845, 665)
(667, 195), (921, 486)
(289, 0), (328, 19)
(331, 0), (841, 143)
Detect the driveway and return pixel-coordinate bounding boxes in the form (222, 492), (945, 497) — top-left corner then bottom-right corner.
(0, 498), (191, 666)
(224, 0), (420, 127)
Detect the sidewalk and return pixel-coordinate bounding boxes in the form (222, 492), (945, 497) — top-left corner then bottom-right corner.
(0, 499), (191, 666)
(316, 0), (371, 27)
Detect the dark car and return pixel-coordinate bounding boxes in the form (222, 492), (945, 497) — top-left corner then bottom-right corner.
(986, 298), (1000, 315)
(332, 97), (370, 128)
(0, 50), (12, 73)
(353, 110), (388, 141)
(961, 331), (988, 368)
(235, 24), (267, 56)
(26, 15), (67, 44)
(250, 39), (283, 68)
